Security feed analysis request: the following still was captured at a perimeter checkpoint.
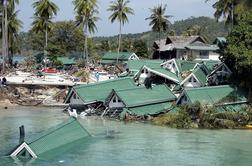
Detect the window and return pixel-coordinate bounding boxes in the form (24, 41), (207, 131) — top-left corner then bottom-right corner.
(200, 51), (209, 59)
(118, 98), (121, 102)
(193, 77), (197, 83)
(73, 94), (76, 99)
(113, 97), (117, 103)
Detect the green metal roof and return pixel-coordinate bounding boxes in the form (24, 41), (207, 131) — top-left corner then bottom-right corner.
(182, 85), (248, 105)
(123, 102), (174, 116)
(102, 52), (134, 61)
(215, 103), (248, 112)
(192, 64), (210, 85)
(28, 117), (90, 156)
(175, 59), (198, 73)
(202, 60), (222, 71)
(113, 85), (176, 108)
(136, 65), (182, 84)
(57, 57), (77, 65)
(127, 60), (163, 71)
(73, 77), (136, 104)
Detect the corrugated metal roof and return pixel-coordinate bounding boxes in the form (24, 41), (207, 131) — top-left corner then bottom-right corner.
(127, 60), (163, 71)
(182, 85), (248, 105)
(124, 102), (174, 116)
(57, 57), (77, 65)
(102, 52), (134, 61)
(73, 77), (136, 103)
(192, 64), (210, 85)
(113, 85), (176, 108)
(28, 117), (90, 156)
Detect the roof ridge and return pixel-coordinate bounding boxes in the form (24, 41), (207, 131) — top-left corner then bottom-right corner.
(185, 85), (233, 91)
(75, 77), (133, 89)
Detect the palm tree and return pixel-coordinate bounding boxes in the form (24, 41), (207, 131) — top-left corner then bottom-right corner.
(146, 4), (172, 59)
(107, 0), (134, 55)
(0, 0), (22, 65)
(206, 0), (252, 26)
(8, 10), (23, 64)
(32, 0), (59, 51)
(73, 0), (99, 63)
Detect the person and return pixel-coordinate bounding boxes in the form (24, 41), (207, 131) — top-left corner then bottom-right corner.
(95, 72), (100, 82)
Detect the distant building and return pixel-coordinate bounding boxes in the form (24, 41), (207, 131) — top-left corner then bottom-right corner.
(57, 57), (77, 65)
(101, 52), (139, 66)
(153, 36), (219, 60)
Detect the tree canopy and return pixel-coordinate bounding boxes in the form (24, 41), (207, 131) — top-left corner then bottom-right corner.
(221, 11), (252, 87)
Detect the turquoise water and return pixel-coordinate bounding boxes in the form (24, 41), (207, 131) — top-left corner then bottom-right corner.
(0, 106), (252, 166)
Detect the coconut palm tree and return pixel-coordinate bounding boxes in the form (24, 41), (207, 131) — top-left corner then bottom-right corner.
(107, 0), (134, 55)
(32, 0), (59, 50)
(0, 0), (22, 65)
(73, 0), (99, 63)
(206, 0), (252, 26)
(8, 10), (23, 63)
(146, 4), (172, 59)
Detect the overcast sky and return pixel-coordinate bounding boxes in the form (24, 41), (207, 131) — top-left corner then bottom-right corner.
(16, 0), (216, 37)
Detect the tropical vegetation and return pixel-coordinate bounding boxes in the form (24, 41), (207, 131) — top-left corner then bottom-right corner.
(107, 0), (134, 54)
(73, 0), (99, 63)
(32, 0), (59, 54)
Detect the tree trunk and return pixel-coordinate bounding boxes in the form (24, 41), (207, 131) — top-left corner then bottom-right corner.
(117, 21), (122, 64)
(2, 5), (5, 74)
(44, 22), (48, 68)
(5, 4), (8, 67)
(158, 31), (161, 59)
(45, 23), (48, 48)
(84, 22), (89, 64)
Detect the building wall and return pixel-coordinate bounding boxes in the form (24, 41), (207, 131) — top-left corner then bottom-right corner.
(109, 95), (124, 109)
(69, 92), (84, 105)
(183, 76), (201, 88)
(209, 51), (220, 60)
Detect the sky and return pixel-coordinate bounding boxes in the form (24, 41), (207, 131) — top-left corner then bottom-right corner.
(16, 0), (216, 37)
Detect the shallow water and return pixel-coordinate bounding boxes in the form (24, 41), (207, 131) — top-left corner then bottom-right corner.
(0, 106), (252, 166)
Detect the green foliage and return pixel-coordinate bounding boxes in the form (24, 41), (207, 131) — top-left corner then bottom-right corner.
(153, 102), (252, 129)
(221, 11), (252, 87)
(145, 4), (172, 33)
(50, 21), (85, 55)
(32, 0), (59, 33)
(132, 39), (149, 58)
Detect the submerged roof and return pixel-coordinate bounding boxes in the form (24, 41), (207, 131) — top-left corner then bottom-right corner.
(123, 102), (174, 116)
(179, 85), (248, 105)
(111, 85), (176, 108)
(11, 118), (90, 159)
(73, 77), (136, 104)
(28, 118), (90, 156)
(102, 52), (134, 61)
